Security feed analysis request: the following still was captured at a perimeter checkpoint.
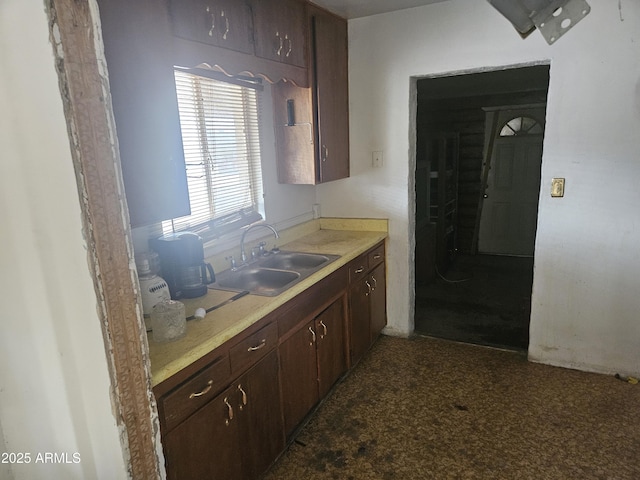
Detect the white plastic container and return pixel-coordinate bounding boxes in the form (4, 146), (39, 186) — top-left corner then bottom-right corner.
(139, 274), (171, 316)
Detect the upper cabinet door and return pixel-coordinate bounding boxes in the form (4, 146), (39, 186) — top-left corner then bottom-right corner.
(98, 0), (190, 227)
(169, 0), (254, 54)
(252, 0), (307, 68)
(312, 10), (350, 183)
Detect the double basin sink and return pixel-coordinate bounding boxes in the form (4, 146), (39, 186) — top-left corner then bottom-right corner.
(212, 251), (340, 296)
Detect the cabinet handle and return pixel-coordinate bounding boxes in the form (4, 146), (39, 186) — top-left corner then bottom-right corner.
(319, 320), (327, 339)
(371, 275), (377, 291)
(247, 339), (267, 352)
(206, 6), (215, 37)
(237, 384), (247, 410)
(308, 326), (316, 345)
(373, 253), (381, 260)
(276, 31), (283, 56)
(285, 35), (292, 57)
(354, 266), (365, 274)
(224, 397), (234, 426)
(365, 280), (372, 297)
(188, 379), (213, 399)
(321, 144), (329, 162)
(221, 10), (229, 40)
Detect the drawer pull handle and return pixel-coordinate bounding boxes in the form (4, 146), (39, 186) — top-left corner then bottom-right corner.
(189, 380), (214, 399)
(319, 320), (327, 339)
(321, 144), (329, 162)
(247, 339), (267, 352)
(309, 326), (316, 345)
(237, 384), (247, 410)
(224, 397), (234, 426)
(365, 280), (372, 296)
(373, 253), (381, 260)
(354, 266), (365, 274)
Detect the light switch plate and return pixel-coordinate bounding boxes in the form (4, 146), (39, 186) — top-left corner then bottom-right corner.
(551, 178), (565, 197)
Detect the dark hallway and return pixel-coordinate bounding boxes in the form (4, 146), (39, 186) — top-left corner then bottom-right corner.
(414, 254), (533, 351)
(414, 66), (548, 352)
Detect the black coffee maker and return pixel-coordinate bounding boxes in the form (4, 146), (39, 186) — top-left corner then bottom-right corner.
(152, 232), (215, 299)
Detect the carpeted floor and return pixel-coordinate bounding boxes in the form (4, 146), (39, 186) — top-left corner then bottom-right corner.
(264, 335), (640, 480)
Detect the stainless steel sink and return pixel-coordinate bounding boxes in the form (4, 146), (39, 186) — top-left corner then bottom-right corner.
(258, 251), (332, 270)
(216, 267), (300, 296)
(212, 250), (340, 296)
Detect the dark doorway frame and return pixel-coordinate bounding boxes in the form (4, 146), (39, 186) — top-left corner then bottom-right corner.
(413, 64), (550, 351)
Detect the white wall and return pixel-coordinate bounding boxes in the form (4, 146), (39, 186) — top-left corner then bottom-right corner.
(0, 1), (127, 478)
(318, 0), (640, 375)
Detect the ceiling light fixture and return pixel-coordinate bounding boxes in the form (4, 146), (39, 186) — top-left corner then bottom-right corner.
(488, 0), (591, 45)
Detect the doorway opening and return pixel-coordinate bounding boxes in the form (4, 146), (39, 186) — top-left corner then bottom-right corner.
(414, 65), (550, 351)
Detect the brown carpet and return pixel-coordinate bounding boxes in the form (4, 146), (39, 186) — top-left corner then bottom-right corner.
(264, 335), (640, 479)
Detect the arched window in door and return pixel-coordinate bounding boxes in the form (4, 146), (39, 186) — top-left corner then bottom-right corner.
(499, 116), (544, 136)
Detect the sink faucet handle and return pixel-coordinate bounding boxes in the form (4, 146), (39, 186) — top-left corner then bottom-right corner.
(257, 241), (267, 256)
(239, 223), (279, 265)
(227, 255), (237, 270)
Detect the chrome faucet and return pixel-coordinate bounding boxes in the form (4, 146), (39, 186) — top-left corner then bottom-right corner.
(240, 223), (279, 263)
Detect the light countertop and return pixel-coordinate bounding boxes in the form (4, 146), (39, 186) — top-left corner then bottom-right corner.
(148, 218), (387, 387)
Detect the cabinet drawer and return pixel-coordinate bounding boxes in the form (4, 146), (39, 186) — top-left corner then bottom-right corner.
(348, 253), (369, 283)
(229, 322), (278, 374)
(368, 243), (385, 268)
(160, 354), (231, 433)
(277, 266), (348, 336)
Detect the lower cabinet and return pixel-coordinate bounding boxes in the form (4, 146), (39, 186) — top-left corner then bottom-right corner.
(348, 241), (387, 365)
(279, 296), (347, 435)
(157, 243), (385, 479)
(236, 351), (285, 479)
(349, 276), (372, 366)
(369, 261), (387, 341)
(316, 300), (348, 398)
(163, 350), (284, 480)
(163, 382), (242, 480)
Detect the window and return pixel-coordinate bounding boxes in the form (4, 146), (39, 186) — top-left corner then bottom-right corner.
(499, 116), (543, 136)
(163, 69), (264, 239)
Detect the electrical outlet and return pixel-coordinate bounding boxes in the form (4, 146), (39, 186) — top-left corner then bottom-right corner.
(372, 151), (383, 168)
(551, 178), (565, 197)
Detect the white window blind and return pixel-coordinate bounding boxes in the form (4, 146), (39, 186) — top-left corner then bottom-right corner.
(163, 69), (264, 238)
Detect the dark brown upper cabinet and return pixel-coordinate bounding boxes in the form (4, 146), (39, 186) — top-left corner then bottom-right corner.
(252, 0), (307, 68)
(273, 6), (349, 185)
(311, 6), (350, 183)
(168, 0), (254, 54)
(98, 0), (190, 227)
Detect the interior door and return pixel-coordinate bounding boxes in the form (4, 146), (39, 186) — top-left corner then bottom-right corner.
(478, 107), (545, 256)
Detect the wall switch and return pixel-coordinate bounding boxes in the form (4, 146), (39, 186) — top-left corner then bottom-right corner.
(551, 178), (565, 197)
(372, 151), (383, 168)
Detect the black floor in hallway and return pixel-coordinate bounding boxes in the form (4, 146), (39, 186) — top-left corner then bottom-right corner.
(415, 254), (534, 351)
